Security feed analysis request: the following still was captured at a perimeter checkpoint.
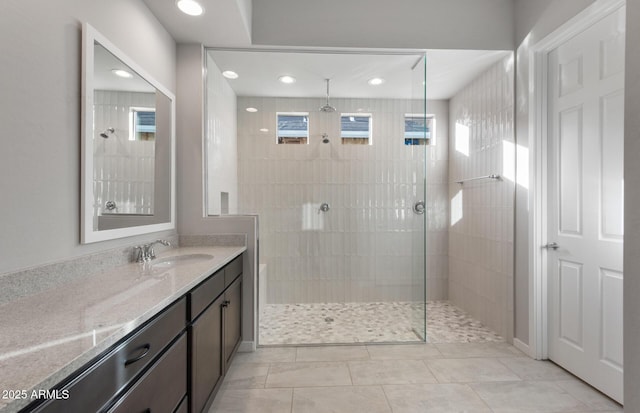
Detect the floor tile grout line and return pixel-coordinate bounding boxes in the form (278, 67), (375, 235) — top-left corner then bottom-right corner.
(495, 356), (529, 381)
(465, 382), (498, 413)
(379, 384), (395, 413)
(346, 360), (354, 386)
(289, 386), (294, 413)
(421, 358), (441, 384)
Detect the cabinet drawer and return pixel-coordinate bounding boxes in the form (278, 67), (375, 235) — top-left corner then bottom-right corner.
(107, 333), (188, 413)
(32, 298), (186, 413)
(224, 255), (243, 287)
(190, 268), (224, 320)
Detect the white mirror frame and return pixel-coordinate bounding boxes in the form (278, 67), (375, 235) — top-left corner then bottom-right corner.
(81, 23), (176, 243)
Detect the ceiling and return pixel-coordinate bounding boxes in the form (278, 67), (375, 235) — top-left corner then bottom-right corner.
(144, 0), (512, 100)
(208, 49), (511, 100)
(94, 43), (155, 93)
(143, 0), (252, 46)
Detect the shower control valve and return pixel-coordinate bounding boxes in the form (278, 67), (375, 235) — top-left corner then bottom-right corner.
(319, 203), (330, 212)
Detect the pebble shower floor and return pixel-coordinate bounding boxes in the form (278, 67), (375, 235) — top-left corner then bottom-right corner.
(259, 301), (504, 345)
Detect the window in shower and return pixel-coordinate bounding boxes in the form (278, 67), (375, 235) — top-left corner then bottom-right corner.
(277, 112), (309, 144)
(341, 113), (372, 145)
(404, 114), (434, 146)
(129, 107), (156, 141)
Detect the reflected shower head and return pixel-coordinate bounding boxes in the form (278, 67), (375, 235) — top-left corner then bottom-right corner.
(100, 127), (115, 139)
(319, 79), (336, 112)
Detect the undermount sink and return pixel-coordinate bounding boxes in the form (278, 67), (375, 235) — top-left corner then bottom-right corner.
(151, 253), (214, 268)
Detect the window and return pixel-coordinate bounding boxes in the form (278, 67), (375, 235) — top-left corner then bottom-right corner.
(404, 114), (435, 146)
(277, 112), (309, 144)
(129, 107), (156, 141)
(341, 113), (372, 145)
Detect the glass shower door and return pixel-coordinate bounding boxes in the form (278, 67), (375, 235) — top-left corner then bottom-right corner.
(409, 53), (427, 341)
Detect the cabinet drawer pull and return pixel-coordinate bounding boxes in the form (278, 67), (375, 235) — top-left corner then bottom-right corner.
(124, 344), (151, 366)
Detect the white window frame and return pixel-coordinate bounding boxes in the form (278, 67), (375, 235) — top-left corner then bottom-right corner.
(129, 106), (156, 141)
(340, 112), (372, 144)
(276, 111), (309, 144)
(404, 113), (436, 145)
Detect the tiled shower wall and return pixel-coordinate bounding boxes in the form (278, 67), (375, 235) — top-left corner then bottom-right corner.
(448, 56), (515, 340)
(93, 90), (156, 216)
(237, 97), (448, 304)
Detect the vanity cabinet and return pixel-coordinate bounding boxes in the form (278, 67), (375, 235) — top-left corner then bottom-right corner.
(20, 252), (243, 413)
(189, 255), (243, 413)
(30, 298), (187, 413)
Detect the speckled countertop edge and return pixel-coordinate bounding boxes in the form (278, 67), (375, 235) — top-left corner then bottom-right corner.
(0, 245), (246, 413)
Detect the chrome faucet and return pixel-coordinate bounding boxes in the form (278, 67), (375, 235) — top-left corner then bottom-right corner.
(135, 239), (171, 263)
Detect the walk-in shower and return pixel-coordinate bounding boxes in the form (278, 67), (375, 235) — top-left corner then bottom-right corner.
(204, 47), (515, 346)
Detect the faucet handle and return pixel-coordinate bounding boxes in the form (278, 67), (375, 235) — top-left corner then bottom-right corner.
(134, 245), (147, 263)
(148, 245), (156, 260)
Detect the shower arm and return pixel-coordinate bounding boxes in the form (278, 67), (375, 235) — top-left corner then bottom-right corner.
(325, 79), (331, 106)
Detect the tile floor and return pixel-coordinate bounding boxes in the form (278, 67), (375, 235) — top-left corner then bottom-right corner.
(210, 343), (623, 413)
(260, 301), (503, 345)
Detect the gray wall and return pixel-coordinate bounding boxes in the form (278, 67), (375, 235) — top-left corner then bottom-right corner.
(252, 0), (514, 50)
(0, 0), (176, 275)
(514, 0), (596, 45)
(512, 0), (597, 346)
(624, 0), (640, 409)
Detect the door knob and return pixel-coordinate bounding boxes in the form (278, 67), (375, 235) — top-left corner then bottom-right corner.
(543, 242), (559, 250)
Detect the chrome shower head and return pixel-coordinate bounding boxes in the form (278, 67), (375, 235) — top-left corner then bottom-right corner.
(322, 133), (330, 143)
(320, 104), (336, 113)
(100, 127), (115, 139)
(319, 79), (336, 112)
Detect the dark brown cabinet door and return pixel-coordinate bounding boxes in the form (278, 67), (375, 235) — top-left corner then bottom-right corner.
(190, 294), (223, 413)
(223, 277), (242, 370)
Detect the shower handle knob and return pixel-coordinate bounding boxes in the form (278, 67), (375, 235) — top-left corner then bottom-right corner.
(320, 203), (330, 212)
(413, 201), (425, 215)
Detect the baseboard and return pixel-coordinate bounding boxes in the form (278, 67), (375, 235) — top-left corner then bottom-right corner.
(513, 338), (532, 357)
(238, 340), (255, 352)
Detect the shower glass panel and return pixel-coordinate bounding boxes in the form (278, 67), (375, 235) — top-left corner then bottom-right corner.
(207, 49), (428, 344)
(410, 54), (427, 341)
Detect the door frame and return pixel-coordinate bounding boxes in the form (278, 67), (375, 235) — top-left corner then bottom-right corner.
(527, 0), (626, 360)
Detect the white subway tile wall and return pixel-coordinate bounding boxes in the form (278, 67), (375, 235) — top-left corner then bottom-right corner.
(238, 97), (449, 304)
(93, 90), (156, 216)
(448, 56), (515, 340)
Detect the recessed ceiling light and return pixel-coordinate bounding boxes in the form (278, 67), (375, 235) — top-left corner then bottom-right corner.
(278, 75), (296, 84)
(112, 69), (133, 78)
(246, 107), (258, 113)
(368, 77), (385, 86)
(176, 0), (204, 16)
(222, 70), (239, 79)
(259, 128), (269, 132)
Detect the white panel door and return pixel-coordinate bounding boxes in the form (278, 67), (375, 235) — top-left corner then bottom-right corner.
(547, 6), (625, 403)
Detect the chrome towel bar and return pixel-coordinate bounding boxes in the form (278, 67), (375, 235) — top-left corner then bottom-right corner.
(455, 174), (502, 185)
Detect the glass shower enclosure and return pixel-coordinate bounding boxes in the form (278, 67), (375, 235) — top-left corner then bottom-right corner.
(206, 49), (428, 345)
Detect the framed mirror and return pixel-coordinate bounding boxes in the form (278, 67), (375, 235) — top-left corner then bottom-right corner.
(81, 23), (175, 243)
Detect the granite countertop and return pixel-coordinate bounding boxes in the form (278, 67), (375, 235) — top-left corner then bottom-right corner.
(0, 246), (246, 413)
